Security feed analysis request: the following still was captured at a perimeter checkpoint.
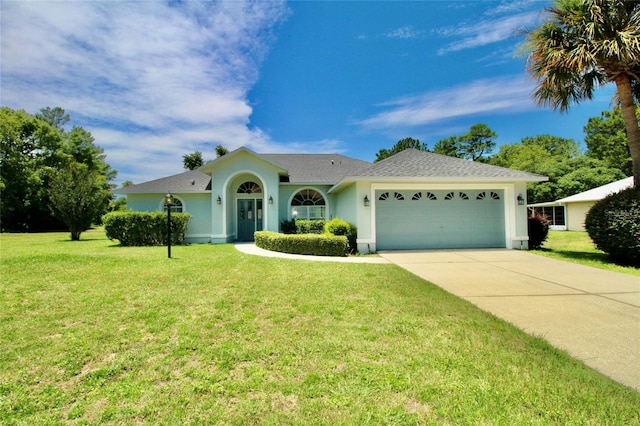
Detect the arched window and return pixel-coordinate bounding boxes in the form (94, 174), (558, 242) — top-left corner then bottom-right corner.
(237, 181), (262, 194)
(163, 198), (183, 213)
(291, 189), (326, 220)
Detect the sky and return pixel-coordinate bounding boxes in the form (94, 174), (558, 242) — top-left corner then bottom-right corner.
(1, 0), (617, 186)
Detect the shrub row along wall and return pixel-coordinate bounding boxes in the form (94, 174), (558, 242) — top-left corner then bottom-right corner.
(255, 231), (348, 257)
(280, 218), (358, 254)
(281, 219), (326, 234)
(103, 211), (192, 246)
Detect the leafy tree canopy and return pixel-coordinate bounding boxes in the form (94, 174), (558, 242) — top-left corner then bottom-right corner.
(584, 107), (635, 176)
(183, 151), (204, 170)
(215, 144), (229, 158)
(374, 137), (427, 162)
(490, 135), (624, 203)
(49, 163), (111, 240)
(0, 106), (116, 234)
(433, 123), (497, 161)
(35, 106), (70, 132)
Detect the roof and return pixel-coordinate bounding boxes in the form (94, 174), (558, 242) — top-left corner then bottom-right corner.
(114, 170), (211, 194)
(528, 176), (634, 207)
(117, 147), (549, 195)
(548, 176), (633, 206)
(258, 153), (370, 184)
(335, 149), (547, 183)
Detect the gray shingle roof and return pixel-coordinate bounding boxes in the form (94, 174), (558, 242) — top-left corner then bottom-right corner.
(350, 149), (547, 181)
(114, 170), (211, 194)
(116, 148), (547, 195)
(258, 153), (371, 184)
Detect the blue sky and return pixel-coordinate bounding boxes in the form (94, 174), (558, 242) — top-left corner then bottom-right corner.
(1, 0), (616, 185)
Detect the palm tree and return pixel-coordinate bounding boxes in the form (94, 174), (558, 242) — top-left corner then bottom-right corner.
(526, 0), (640, 187)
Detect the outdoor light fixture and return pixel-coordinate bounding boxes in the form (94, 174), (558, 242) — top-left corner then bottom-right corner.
(517, 193), (525, 205)
(165, 192), (173, 259)
(268, 196), (273, 204)
(217, 196), (222, 205)
(364, 195), (370, 207)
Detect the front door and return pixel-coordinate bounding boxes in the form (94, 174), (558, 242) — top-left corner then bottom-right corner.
(237, 199), (263, 241)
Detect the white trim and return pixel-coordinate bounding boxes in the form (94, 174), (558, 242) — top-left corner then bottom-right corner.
(211, 233), (234, 239)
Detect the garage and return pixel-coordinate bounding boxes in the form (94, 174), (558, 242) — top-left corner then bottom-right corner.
(375, 189), (505, 250)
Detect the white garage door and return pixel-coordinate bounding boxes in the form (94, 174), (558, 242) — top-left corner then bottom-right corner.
(375, 189), (505, 250)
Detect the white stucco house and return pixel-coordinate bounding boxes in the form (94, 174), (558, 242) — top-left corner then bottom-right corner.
(116, 146), (547, 252)
(528, 176), (634, 231)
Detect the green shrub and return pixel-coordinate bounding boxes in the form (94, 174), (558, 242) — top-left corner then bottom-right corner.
(528, 210), (550, 250)
(325, 217), (357, 254)
(585, 186), (640, 266)
(255, 231), (348, 257)
(103, 211), (191, 246)
(295, 219), (326, 234)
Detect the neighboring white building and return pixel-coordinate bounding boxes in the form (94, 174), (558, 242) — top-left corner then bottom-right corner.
(528, 177), (634, 231)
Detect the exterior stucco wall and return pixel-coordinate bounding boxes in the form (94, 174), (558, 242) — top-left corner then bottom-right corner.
(181, 194), (213, 243)
(513, 182), (530, 249)
(209, 151), (281, 242)
(332, 182), (374, 253)
(566, 201), (593, 231)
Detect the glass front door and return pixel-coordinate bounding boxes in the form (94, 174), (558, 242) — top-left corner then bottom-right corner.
(237, 199), (263, 241)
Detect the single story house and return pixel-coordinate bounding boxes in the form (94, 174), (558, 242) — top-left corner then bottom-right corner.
(528, 176), (634, 231)
(116, 146), (547, 252)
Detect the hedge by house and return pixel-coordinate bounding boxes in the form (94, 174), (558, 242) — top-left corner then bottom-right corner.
(255, 231), (348, 257)
(585, 186), (640, 266)
(103, 211), (192, 246)
(281, 219), (327, 234)
(324, 218), (357, 254)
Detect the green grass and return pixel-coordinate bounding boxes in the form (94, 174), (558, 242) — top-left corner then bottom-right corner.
(534, 231), (640, 277)
(1, 229), (639, 425)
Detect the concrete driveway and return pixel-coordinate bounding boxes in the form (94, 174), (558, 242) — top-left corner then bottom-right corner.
(378, 249), (640, 391)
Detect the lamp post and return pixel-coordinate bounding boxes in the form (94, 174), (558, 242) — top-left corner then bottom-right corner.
(165, 192), (173, 258)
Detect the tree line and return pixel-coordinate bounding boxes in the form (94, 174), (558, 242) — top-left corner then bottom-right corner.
(376, 106), (633, 204)
(1, 107), (116, 239)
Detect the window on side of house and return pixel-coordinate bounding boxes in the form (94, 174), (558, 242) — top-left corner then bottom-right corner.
(163, 198), (183, 213)
(537, 206), (565, 226)
(291, 189), (326, 220)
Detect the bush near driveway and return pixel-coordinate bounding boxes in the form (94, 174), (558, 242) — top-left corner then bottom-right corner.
(528, 210), (550, 249)
(585, 186), (640, 266)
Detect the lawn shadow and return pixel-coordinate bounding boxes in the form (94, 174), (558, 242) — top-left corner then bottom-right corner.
(538, 248), (610, 263)
(538, 248), (640, 269)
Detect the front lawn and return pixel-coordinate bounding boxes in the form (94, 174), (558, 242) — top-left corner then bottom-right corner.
(1, 229), (638, 424)
(534, 230), (640, 277)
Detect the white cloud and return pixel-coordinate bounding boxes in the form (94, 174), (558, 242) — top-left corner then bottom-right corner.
(385, 26), (424, 40)
(357, 76), (536, 131)
(436, 10), (539, 55)
(1, 0), (289, 183)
